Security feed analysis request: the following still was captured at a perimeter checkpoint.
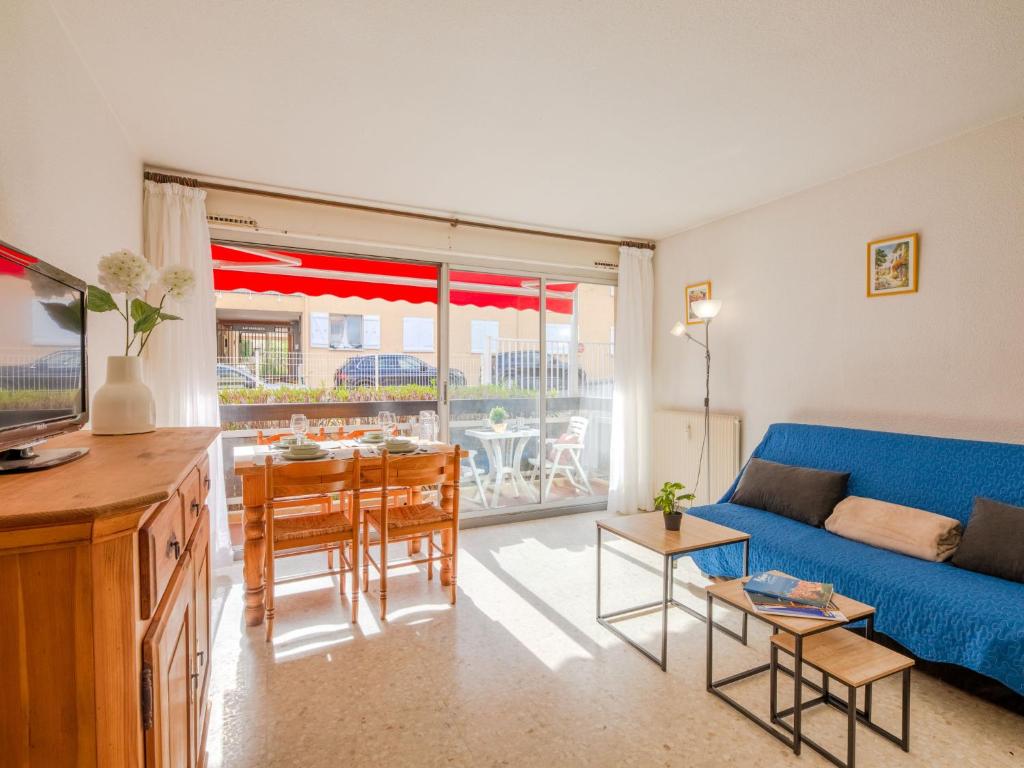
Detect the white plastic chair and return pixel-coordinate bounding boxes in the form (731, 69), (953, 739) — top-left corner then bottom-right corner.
(461, 448), (489, 508)
(528, 416), (592, 496)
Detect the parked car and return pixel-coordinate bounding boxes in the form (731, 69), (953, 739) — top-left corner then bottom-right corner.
(490, 351), (587, 390)
(216, 363), (283, 389)
(0, 349), (82, 390)
(334, 354), (466, 387)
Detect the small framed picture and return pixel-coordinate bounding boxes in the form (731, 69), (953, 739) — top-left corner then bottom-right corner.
(867, 234), (919, 297)
(685, 281), (712, 324)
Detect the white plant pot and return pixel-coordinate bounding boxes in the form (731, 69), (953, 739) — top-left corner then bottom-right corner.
(91, 356), (156, 435)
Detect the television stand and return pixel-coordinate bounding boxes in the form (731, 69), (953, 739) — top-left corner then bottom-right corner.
(0, 445), (89, 473)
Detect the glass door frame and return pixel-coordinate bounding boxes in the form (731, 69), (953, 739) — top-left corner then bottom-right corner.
(438, 262), (616, 519)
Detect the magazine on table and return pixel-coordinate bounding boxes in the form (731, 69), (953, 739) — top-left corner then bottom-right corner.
(744, 590), (848, 622)
(743, 571), (835, 610)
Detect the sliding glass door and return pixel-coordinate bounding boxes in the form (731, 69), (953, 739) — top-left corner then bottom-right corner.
(541, 281), (613, 507)
(444, 268), (614, 518)
(446, 270), (541, 513)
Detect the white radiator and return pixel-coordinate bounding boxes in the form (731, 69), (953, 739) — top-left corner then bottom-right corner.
(652, 410), (742, 506)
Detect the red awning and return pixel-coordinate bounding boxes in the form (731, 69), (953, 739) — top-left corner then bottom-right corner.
(211, 244), (576, 313)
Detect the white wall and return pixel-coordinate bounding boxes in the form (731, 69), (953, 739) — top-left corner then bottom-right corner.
(0, 0), (142, 391)
(654, 115), (1024, 460)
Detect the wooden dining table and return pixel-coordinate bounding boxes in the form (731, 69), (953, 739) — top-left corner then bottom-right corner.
(233, 439), (459, 627)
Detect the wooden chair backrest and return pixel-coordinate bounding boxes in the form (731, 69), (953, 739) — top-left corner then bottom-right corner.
(362, 446), (460, 492)
(257, 427), (328, 445)
(265, 454), (361, 501)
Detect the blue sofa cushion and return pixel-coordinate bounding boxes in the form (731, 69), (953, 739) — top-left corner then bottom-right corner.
(685, 423), (1024, 696)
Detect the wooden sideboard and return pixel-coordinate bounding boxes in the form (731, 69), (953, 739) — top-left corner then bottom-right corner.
(0, 427), (220, 768)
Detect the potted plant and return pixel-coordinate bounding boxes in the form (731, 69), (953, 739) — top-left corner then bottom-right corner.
(86, 250), (195, 435)
(654, 481), (696, 531)
(489, 405), (509, 433)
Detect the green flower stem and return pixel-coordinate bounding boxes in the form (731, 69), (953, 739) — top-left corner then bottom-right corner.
(137, 294), (167, 356)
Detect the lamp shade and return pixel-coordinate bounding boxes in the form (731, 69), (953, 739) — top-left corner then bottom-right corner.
(670, 321), (686, 336)
(692, 299), (722, 319)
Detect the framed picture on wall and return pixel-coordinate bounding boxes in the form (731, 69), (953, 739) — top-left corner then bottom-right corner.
(867, 233), (919, 297)
(685, 281), (712, 324)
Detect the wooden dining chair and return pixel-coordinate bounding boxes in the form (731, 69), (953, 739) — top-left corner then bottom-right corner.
(361, 447), (461, 619)
(263, 454), (361, 640)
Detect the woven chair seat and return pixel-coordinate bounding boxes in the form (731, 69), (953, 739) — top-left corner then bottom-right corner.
(366, 502), (452, 530)
(273, 512), (352, 543)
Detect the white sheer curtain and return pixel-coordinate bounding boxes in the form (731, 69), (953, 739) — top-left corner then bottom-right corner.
(608, 246), (654, 515)
(143, 180), (231, 568)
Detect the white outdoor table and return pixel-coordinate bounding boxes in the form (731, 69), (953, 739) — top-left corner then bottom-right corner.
(465, 427), (539, 507)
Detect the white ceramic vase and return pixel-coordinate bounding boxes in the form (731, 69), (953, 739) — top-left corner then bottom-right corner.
(91, 356), (156, 435)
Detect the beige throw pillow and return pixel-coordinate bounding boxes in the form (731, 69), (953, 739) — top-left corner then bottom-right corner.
(825, 496), (963, 562)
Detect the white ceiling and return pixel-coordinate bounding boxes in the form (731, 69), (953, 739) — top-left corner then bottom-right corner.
(52, 0), (1024, 239)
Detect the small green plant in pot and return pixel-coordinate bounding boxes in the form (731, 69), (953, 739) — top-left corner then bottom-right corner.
(654, 481), (696, 531)
(489, 405), (509, 433)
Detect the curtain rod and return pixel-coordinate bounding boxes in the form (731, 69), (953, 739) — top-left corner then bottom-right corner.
(143, 171), (655, 250)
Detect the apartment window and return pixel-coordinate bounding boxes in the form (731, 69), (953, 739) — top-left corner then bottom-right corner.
(470, 319), (500, 354)
(311, 312), (380, 349)
(403, 316), (435, 352)
(546, 322), (572, 353)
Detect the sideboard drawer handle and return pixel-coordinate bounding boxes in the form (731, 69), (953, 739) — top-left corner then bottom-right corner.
(167, 537), (181, 560)
(191, 500), (200, 516)
(204, 475), (211, 491)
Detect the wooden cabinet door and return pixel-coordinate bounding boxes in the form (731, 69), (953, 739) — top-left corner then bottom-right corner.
(143, 551), (195, 768)
(191, 508), (212, 761)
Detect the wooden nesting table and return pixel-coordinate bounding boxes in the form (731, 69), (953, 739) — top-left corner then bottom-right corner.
(596, 512), (750, 670)
(707, 574), (913, 767)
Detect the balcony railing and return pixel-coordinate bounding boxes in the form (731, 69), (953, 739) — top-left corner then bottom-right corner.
(216, 339), (613, 397)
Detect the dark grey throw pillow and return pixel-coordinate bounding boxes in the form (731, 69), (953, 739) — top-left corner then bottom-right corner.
(952, 497), (1024, 583)
(730, 458), (850, 527)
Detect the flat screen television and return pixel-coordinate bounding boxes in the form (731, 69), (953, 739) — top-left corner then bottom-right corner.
(0, 239), (89, 472)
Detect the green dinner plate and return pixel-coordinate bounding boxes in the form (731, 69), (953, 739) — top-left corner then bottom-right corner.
(282, 448), (329, 461)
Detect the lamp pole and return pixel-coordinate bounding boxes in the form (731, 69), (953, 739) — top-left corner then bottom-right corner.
(702, 318), (711, 504)
(671, 299), (721, 504)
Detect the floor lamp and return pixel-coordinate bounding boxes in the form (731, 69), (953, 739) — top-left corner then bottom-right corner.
(670, 299), (722, 503)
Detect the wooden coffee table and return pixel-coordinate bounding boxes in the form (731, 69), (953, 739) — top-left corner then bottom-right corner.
(596, 512), (750, 670)
(705, 574), (876, 758)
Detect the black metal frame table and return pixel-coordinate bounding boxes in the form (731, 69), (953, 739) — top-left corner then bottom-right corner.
(769, 629), (912, 768)
(705, 574), (876, 757)
(596, 512), (750, 671)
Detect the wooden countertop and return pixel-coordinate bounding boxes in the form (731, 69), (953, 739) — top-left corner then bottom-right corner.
(0, 427), (220, 533)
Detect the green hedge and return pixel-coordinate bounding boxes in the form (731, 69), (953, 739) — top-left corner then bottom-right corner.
(218, 383), (543, 405)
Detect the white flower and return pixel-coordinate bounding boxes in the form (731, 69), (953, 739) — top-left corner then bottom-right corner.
(97, 249), (155, 298)
(160, 265), (196, 300)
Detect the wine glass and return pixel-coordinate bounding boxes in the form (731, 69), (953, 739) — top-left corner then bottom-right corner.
(289, 413), (308, 445)
(378, 411), (395, 439)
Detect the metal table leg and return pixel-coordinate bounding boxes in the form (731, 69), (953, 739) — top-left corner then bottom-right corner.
(596, 533), (672, 669)
(706, 592), (782, 744)
(668, 540), (749, 645)
(597, 530), (752, 670)
(771, 642), (912, 767)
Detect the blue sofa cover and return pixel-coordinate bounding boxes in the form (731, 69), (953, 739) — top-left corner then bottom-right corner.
(687, 422), (1024, 695)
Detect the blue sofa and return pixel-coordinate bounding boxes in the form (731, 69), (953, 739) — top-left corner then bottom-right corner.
(687, 422), (1024, 696)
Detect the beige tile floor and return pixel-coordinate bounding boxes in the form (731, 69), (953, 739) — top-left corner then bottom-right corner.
(207, 512), (1023, 767)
